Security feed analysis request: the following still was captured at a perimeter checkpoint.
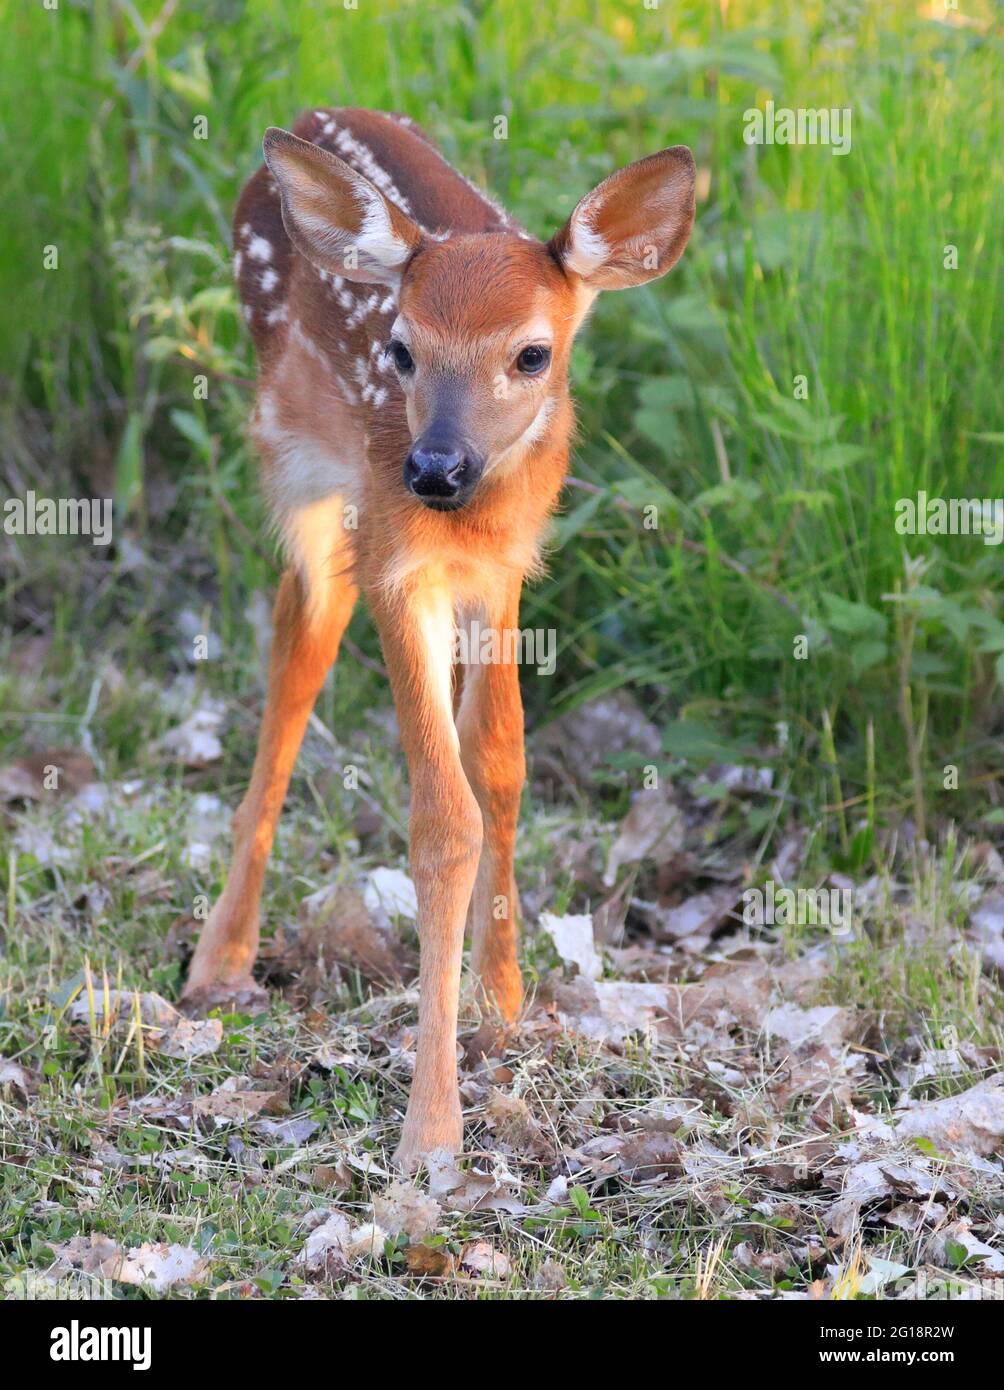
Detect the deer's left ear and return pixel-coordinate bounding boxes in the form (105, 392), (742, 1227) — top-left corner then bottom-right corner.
(262, 127), (422, 287)
(550, 146), (696, 291)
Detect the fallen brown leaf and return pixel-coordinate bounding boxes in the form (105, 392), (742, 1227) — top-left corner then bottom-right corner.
(65, 987), (223, 1058)
(193, 1077), (287, 1126)
(0, 748), (94, 802)
(373, 1180), (441, 1239)
(405, 1243), (455, 1277)
(603, 785), (686, 887)
(892, 1075), (1004, 1157)
(459, 1241), (510, 1279)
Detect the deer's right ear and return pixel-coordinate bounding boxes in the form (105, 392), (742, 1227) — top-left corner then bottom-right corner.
(262, 127), (422, 287)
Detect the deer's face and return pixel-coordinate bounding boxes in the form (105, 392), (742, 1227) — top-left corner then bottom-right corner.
(263, 127), (695, 512)
(387, 236), (580, 511)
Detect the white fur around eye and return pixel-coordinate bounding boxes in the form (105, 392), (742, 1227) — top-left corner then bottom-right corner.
(389, 315), (413, 346)
(513, 315), (555, 350)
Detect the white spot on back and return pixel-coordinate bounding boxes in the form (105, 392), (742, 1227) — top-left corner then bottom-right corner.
(289, 319), (328, 364)
(333, 127), (412, 215)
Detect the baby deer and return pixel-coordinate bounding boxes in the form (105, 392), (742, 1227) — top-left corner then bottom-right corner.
(183, 107), (695, 1168)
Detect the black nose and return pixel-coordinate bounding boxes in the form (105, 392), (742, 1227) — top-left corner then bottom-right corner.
(404, 445), (474, 505)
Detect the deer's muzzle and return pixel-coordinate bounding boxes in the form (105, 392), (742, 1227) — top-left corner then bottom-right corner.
(404, 432), (484, 511)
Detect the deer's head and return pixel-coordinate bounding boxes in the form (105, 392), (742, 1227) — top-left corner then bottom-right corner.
(264, 128), (696, 512)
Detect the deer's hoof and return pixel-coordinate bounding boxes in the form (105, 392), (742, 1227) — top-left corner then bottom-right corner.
(179, 975), (270, 1018)
(393, 1114), (464, 1174)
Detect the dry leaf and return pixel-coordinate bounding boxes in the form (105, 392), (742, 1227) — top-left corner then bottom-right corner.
(405, 1244), (455, 1277)
(460, 1241), (510, 1279)
(312, 1162), (352, 1192)
(765, 1003), (855, 1051)
(604, 785), (685, 886)
(373, 1180), (441, 1239)
(343, 1223), (388, 1261)
(155, 1013), (224, 1060)
(884, 1200), (946, 1232)
(297, 1209), (388, 1271)
(647, 885), (739, 943)
(297, 1211), (352, 1271)
(294, 882), (408, 987)
(616, 1129), (684, 1182)
(65, 987), (222, 1059)
(823, 1156), (955, 1238)
(49, 1235), (206, 1293)
(927, 1220), (1004, 1276)
(538, 911), (601, 981)
(549, 976), (669, 1045)
(892, 1075), (1004, 1156)
(485, 1088), (551, 1158)
(253, 1115), (318, 1145)
(425, 1150), (528, 1215)
(115, 1243), (208, 1294)
(0, 748), (94, 802)
(193, 1077), (286, 1126)
(363, 867), (418, 924)
(0, 1059), (30, 1095)
(532, 691), (661, 791)
(156, 699), (225, 767)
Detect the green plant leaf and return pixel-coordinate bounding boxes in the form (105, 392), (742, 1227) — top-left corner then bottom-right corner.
(821, 593), (887, 640)
(113, 411), (145, 521)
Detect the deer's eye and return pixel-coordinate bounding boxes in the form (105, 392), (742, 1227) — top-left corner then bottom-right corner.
(389, 339), (414, 373)
(515, 344), (551, 375)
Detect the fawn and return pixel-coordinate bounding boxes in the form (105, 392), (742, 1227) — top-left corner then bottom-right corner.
(183, 107), (695, 1168)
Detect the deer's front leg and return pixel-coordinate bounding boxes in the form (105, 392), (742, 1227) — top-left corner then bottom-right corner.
(456, 585), (525, 1023)
(371, 581), (482, 1168)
